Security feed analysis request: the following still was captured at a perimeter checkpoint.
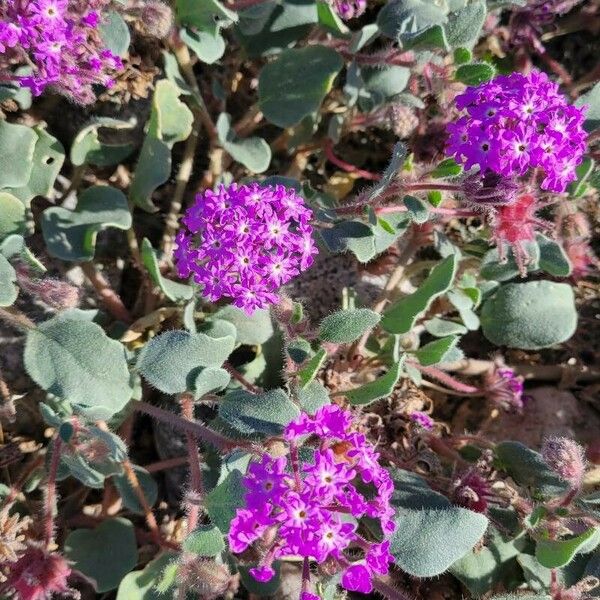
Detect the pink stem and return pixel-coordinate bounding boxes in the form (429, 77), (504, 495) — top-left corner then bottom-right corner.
(411, 363), (480, 394)
(324, 139), (381, 181)
(44, 437), (62, 547)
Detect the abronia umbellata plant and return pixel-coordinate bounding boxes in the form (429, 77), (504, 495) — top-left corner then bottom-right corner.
(0, 0), (599, 599)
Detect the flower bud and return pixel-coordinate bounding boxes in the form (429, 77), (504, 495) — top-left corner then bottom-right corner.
(177, 555), (233, 599)
(541, 437), (586, 489)
(1, 543), (75, 599)
(461, 171), (520, 208)
(483, 360), (526, 412)
(16, 268), (80, 311)
(141, 1), (174, 39)
(451, 470), (492, 514)
(389, 104), (419, 139)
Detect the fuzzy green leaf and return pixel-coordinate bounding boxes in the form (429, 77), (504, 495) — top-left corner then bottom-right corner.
(183, 524), (225, 556)
(71, 118), (136, 167)
(24, 316), (133, 419)
(391, 506), (488, 577)
(345, 361), (403, 405)
(41, 185), (131, 262)
(0, 193), (25, 240)
(205, 469), (245, 532)
(259, 46), (343, 128)
(66, 518), (137, 592)
(536, 528), (599, 568)
(298, 347), (327, 388)
(481, 281), (577, 349)
(382, 254), (458, 334)
(0, 120), (36, 189)
(136, 330), (234, 394)
(216, 113), (271, 173)
(319, 308), (381, 343)
(116, 553), (177, 600)
(413, 335), (459, 366)
(213, 305), (274, 345)
(455, 62), (495, 85)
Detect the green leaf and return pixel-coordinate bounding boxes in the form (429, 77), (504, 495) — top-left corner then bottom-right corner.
(297, 380), (330, 414)
(259, 46), (343, 128)
(136, 330), (234, 394)
(99, 11), (131, 56)
(444, 0), (486, 49)
(219, 388), (300, 437)
(65, 518), (137, 592)
(183, 524), (225, 556)
(130, 80), (194, 211)
(213, 305), (274, 345)
(298, 347), (327, 388)
(71, 118), (136, 167)
(481, 281), (577, 349)
(377, 0), (448, 43)
(6, 126), (65, 205)
(367, 142), (407, 202)
(537, 234), (572, 277)
(568, 157), (595, 197)
(480, 241), (540, 281)
(454, 47), (472, 65)
(41, 185), (131, 262)
(495, 441), (569, 499)
(360, 65), (411, 107)
(536, 528), (599, 568)
(316, 0), (350, 37)
(141, 238), (193, 302)
(192, 367), (230, 399)
(345, 361), (403, 406)
(450, 527), (525, 597)
(0, 193), (26, 240)
(456, 62), (496, 85)
(0, 120), (36, 189)
(24, 316), (133, 420)
(390, 506), (488, 577)
(180, 27), (226, 64)
(424, 318), (467, 337)
(0, 254), (18, 307)
(176, 0), (238, 34)
(431, 157), (462, 178)
(117, 553), (177, 600)
(318, 308), (380, 344)
(382, 254), (458, 334)
(216, 113), (271, 173)
(205, 469), (245, 532)
(113, 466), (158, 515)
(413, 335), (459, 366)
(575, 82), (600, 132)
(403, 195), (429, 224)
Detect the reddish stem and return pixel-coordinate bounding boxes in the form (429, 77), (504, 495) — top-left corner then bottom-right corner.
(226, 0), (266, 9)
(80, 262), (132, 323)
(224, 362), (263, 394)
(135, 401), (261, 453)
(144, 455), (189, 473)
(44, 437), (62, 548)
(405, 182), (461, 192)
(411, 363), (480, 394)
(324, 139), (381, 181)
(180, 393), (204, 532)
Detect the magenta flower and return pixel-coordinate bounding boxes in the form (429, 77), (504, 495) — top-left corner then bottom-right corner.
(227, 405), (396, 594)
(409, 411), (434, 430)
(446, 70), (587, 193)
(175, 183), (317, 314)
(0, 0), (124, 104)
(330, 0), (367, 20)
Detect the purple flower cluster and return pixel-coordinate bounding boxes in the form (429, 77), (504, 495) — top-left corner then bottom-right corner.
(330, 0), (366, 20)
(509, 1), (584, 52)
(484, 362), (525, 412)
(447, 70), (587, 193)
(0, 0), (123, 104)
(228, 405), (396, 594)
(175, 183), (317, 314)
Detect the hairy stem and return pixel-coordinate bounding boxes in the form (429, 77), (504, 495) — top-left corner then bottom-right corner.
(135, 401), (260, 453)
(180, 393), (204, 532)
(44, 437), (62, 548)
(80, 262), (132, 323)
(224, 362), (263, 393)
(409, 363), (480, 394)
(323, 139), (381, 181)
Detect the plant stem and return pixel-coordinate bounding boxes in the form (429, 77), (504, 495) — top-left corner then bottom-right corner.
(144, 455), (189, 473)
(409, 363), (480, 394)
(179, 393), (204, 532)
(224, 362), (263, 393)
(372, 576), (415, 600)
(80, 262), (132, 323)
(0, 307), (35, 330)
(122, 459), (178, 549)
(44, 437), (62, 548)
(135, 401), (260, 453)
(405, 182), (461, 192)
(323, 138), (381, 181)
